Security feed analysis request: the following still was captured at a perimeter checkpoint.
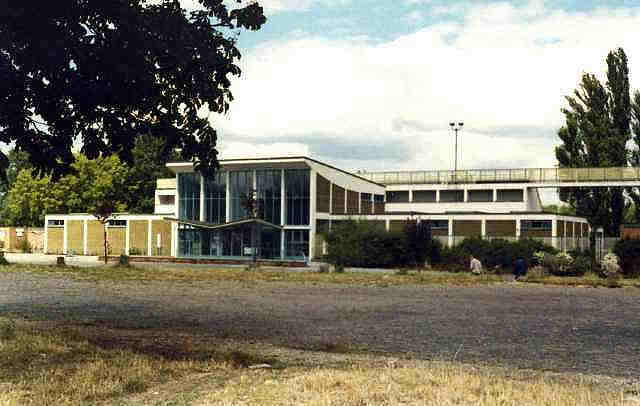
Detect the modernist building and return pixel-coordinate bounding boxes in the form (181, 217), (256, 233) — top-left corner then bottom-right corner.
(45, 156), (591, 262)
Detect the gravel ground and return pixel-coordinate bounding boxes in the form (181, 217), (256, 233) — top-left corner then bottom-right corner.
(1, 270), (639, 382)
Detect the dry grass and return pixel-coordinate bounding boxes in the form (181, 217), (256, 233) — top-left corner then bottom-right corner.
(195, 363), (622, 406)
(0, 317), (631, 406)
(0, 264), (507, 286)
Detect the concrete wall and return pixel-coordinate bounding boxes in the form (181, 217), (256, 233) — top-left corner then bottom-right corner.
(486, 220), (516, 236)
(129, 220), (149, 255)
(316, 174), (331, 213)
(347, 190), (359, 214)
(453, 220), (482, 236)
(47, 228), (64, 254)
(107, 227), (126, 255)
(331, 184), (345, 214)
(87, 220), (105, 256)
(151, 220), (171, 256)
(67, 220), (85, 255)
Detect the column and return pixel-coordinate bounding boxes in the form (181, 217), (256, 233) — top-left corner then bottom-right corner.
(551, 219), (558, 250)
(493, 189), (497, 202)
(63, 220), (68, 254)
(83, 219), (88, 255)
(199, 175), (205, 222)
(43, 217), (48, 254)
(309, 169), (317, 260)
(408, 189), (413, 203)
(125, 219), (130, 255)
(175, 173), (180, 219)
(481, 219), (486, 239)
(515, 216), (521, 239)
(280, 169), (285, 259)
(225, 172), (231, 223)
(385, 219), (390, 231)
(436, 190), (440, 202)
(147, 219), (153, 257)
(447, 218), (454, 248)
(463, 189), (468, 202)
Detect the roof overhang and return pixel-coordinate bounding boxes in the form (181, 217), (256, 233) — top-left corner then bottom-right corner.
(164, 217), (283, 231)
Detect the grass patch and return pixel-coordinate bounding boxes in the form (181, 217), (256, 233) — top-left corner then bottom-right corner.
(0, 318), (629, 405)
(0, 318), (274, 405)
(195, 362), (623, 406)
(2, 263), (640, 288)
(0, 264), (505, 286)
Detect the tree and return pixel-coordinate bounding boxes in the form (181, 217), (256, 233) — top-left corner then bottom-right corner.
(0, 0), (266, 180)
(628, 90), (640, 221)
(3, 155), (129, 229)
(126, 135), (179, 213)
(0, 149), (32, 224)
(555, 48), (633, 252)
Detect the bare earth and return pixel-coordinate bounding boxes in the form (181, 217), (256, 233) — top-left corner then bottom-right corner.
(1, 271), (639, 381)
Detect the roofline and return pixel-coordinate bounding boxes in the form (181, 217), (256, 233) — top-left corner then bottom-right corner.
(166, 156), (385, 187)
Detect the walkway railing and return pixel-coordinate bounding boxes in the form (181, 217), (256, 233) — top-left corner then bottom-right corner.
(359, 167), (640, 185)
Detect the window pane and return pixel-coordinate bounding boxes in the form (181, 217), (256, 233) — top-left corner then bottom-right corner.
(285, 229), (309, 259)
(256, 170), (281, 225)
(178, 173), (200, 221)
(204, 172), (226, 224)
(230, 171), (254, 221)
(285, 169), (310, 225)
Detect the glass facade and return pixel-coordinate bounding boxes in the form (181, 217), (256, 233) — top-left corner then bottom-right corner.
(230, 171), (254, 221)
(178, 223), (283, 259)
(285, 169), (310, 225)
(177, 167), (311, 261)
(285, 229), (309, 259)
(204, 171), (226, 224)
(256, 169), (281, 225)
(178, 173), (200, 221)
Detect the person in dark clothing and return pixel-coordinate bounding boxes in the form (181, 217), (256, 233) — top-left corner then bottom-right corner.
(513, 257), (527, 281)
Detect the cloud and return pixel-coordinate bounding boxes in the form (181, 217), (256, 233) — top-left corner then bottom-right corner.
(214, 0), (640, 202)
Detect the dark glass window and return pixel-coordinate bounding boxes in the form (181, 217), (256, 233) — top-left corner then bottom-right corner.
(178, 173), (200, 221)
(47, 219), (64, 227)
(230, 171), (254, 221)
(204, 171), (226, 224)
(285, 229), (309, 259)
(427, 220), (448, 230)
(107, 220), (127, 227)
(521, 220), (552, 230)
(256, 169), (281, 225)
(285, 169), (310, 225)
(374, 194), (384, 203)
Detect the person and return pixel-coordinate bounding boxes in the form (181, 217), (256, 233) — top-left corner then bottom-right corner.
(513, 256), (527, 281)
(470, 255), (482, 275)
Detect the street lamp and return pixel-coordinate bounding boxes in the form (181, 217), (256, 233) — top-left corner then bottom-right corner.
(449, 122), (464, 180)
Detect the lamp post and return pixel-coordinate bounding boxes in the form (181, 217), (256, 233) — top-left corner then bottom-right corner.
(449, 122), (464, 182)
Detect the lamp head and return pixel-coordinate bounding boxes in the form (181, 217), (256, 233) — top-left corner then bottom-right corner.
(449, 122), (454, 127)
(459, 122), (464, 127)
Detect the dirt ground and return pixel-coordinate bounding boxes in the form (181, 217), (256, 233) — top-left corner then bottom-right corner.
(1, 270), (639, 382)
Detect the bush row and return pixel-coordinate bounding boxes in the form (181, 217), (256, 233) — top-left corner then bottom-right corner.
(613, 238), (640, 276)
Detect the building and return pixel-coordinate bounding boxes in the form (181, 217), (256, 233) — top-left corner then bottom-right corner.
(45, 156), (591, 262)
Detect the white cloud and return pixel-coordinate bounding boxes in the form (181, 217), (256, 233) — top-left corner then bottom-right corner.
(214, 1), (640, 202)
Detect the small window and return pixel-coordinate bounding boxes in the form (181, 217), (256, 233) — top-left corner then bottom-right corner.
(374, 194), (384, 203)
(427, 220), (448, 230)
(107, 219), (127, 227)
(159, 195), (175, 205)
(361, 192), (371, 202)
(48, 219), (64, 227)
(521, 220), (551, 231)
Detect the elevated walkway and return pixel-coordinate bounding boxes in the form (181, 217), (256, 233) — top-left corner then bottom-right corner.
(359, 167), (640, 187)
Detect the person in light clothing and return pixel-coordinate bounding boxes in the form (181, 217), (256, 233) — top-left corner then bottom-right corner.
(470, 255), (482, 275)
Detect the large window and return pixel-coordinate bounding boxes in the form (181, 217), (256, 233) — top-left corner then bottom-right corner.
(178, 173), (200, 221)
(178, 223), (282, 259)
(230, 171), (254, 221)
(285, 229), (309, 259)
(521, 220), (552, 231)
(256, 169), (281, 225)
(285, 169), (310, 225)
(204, 172), (226, 224)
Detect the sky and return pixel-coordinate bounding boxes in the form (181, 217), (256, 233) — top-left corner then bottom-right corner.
(192, 0), (640, 202)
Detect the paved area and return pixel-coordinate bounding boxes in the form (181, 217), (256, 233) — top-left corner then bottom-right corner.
(1, 270), (639, 380)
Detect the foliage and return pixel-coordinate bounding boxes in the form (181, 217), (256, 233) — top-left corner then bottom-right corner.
(0, 317), (16, 340)
(125, 135), (179, 214)
(571, 255), (592, 277)
(613, 238), (640, 276)
(405, 221), (432, 266)
(324, 220), (440, 269)
(440, 237), (557, 272)
(542, 204), (576, 215)
(3, 154), (129, 226)
(600, 252), (621, 278)
(0, 0), (266, 180)
(555, 48), (635, 242)
(547, 252), (574, 276)
(18, 238), (32, 253)
(628, 91), (640, 221)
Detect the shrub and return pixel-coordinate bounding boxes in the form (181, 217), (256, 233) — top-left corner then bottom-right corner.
(18, 238), (32, 253)
(613, 238), (640, 276)
(571, 255), (592, 277)
(325, 220), (441, 269)
(547, 252), (574, 276)
(317, 264), (330, 273)
(600, 252), (621, 278)
(118, 254), (130, 266)
(0, 317), (16, 340)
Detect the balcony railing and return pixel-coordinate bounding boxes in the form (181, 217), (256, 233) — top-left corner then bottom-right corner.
(359, 167), (640, 185)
